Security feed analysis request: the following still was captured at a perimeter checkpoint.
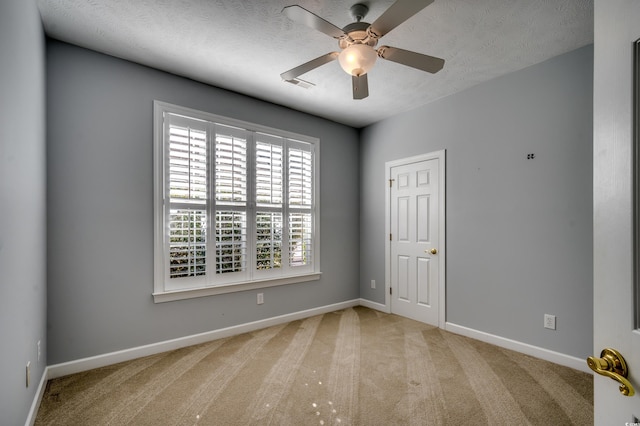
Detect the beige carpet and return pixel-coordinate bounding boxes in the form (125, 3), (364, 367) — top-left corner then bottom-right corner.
(35, 307), (593, 425)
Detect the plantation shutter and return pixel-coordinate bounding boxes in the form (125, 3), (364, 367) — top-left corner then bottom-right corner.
(214, 124), (248, 282)
(156, 102), (318, 297)
(255, 133), (284, 274)
(288, 140), (314, 271)
(165, 114), (209, 284)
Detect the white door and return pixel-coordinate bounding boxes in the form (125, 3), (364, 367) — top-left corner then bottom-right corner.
(386, 151), (445, 327)
(593, 1), (640, 422)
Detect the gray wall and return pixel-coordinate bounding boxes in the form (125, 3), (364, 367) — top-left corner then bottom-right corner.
(0, 0), (47, 424)
(360, 45), (593, 358)
(46, 40), (360, 364)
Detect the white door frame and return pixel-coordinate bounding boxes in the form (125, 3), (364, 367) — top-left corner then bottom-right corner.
(385, 150), (446, 328)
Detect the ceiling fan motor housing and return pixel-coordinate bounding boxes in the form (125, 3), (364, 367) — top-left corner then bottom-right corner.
(339, 22), (378, 49)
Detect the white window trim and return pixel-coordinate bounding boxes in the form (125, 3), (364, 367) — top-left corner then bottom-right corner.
(153, 101), (321, 303)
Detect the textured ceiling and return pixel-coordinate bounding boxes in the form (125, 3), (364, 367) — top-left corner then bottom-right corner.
(36, 0), (593, 128)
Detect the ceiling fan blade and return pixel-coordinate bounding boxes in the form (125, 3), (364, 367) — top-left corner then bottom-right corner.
(283, 5), (347, 39)
(352, 74), (369, 100)
(369, 0), (434, 38)
(280, 52), (340, 81)
(378, 46), (444, 74)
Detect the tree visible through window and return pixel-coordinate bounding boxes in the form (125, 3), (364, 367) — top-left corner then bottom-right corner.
(154, 102), (319, 298)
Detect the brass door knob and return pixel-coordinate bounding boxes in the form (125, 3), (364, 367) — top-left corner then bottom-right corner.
(425, 248), (437, 255)
(587, 348), (635, 396)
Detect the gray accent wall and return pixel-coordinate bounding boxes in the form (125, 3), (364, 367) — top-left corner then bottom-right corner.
(359, 45), (594, 358)
(46, 40), (360, 364)
(0, 0), (47, 424)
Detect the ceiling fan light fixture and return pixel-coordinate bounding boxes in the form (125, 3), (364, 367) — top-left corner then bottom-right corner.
(338, 44), (377, 76)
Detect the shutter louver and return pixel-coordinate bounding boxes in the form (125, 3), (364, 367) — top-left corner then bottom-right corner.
(256, 140), (283, 207)
(169, 125), (207, 203)
(169, 209), (207, 278)
(256, 212), (283, 270)
(289, 212), (312, 267)
(215, 126), (247, 206)
(215, 211), (247, 274)
(289, 147), (313, 207)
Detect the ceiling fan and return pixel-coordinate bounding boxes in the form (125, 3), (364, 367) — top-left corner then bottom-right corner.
(280, 0), (445, 99)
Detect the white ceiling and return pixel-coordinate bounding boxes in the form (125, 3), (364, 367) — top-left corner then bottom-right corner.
(36, 0), (593, 128)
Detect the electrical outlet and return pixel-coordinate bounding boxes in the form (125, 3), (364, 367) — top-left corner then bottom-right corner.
(257, 293), (264, 305)
(26, 362), (31, 388)
(371, 280), (376, 289)
(544, 314), (556, 330)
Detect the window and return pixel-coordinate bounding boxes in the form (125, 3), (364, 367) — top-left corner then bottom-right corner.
(153, 101), (320, 302)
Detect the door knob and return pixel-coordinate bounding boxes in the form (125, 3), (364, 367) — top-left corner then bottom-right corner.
(425, 248), (437, 255)
(586, 348), (635, 396)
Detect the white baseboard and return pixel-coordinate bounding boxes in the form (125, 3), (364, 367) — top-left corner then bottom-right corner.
(445, 322), (592, 374)
(47, 299), (360, 380)
(358, 298), (389, 313)
(25, 367), (49, 426)
(47, 305), (591, 380)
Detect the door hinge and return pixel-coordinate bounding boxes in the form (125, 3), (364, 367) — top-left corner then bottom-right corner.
(389, 178), (395, 188)
(389, 233), (392, 241)
(390, 287), (393, 295)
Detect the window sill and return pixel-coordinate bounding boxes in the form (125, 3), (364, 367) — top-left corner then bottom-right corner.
(152, 272), (322, 303)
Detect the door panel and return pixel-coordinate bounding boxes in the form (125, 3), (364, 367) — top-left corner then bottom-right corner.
(417, 257), (431, 306)
(593, 0), (640, 421)
(398, 255), (410, 301)
(417, 195), (430, 242)
(397, 197), (410, 241)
